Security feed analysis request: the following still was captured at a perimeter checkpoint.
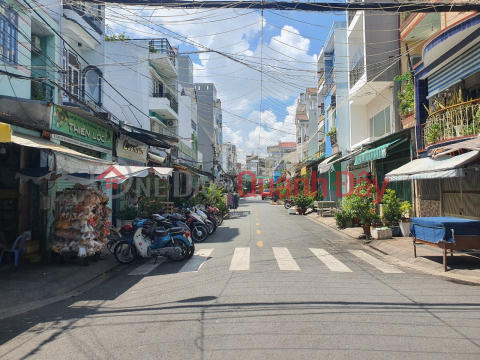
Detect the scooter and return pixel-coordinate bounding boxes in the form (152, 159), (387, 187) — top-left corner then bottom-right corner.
(183, 210), (209, 242)
(113, 219), (193, 264)
(152, 214), (195, 258)
(284, 199), (295, 209)
(194, 206), (217, 235)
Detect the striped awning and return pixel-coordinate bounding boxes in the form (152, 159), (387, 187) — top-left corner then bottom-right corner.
(385, 151), (480, 182)
(318, 153), (340, 174)
(354, 139), (401, 165)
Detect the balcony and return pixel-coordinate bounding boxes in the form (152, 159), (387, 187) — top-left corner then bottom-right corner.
(421, 99), (480, 150)
(319, 68), (335, 96)
(330, 131), (337, 147)
(348, 10), (357, 26)
(31, 80), (54, 102)
(149, 92), (179, 120)
(350, 55), (365, 89)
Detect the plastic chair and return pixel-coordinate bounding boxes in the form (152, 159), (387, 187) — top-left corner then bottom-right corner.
(0, 234), (28, 266)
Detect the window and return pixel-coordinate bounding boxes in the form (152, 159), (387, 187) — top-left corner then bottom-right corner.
(0, 4), (18, 64)
(369, 106), (391, 138)
(153, 80), (163, 97)
(83, 67), (102, 105)
(67, 53), (80, 96)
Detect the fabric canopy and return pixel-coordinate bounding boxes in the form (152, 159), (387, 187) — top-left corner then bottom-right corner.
(62, 166), (173, 185)
(318, 153), (340, 174)
(431, 136), (480, 158)
(6, 131), (114, 174)
(15, 167), (61, 184)
(354, 139), (402, 165)
(148, 152), (165, 165)
(385, 151), (480, 182)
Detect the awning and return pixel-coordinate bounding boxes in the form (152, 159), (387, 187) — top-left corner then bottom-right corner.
(4, 131), (114, 174)
(121, 123), (178, 148)
(318, 153), (340, 174)
(354, 139), (403, 165)
(431, 136), (480, 158)
(385, 151), (480, 182)
(148, 152), (165, 165)
(181, 163), (215, 179)
(331, 149), (362, 165)
(61, 166), (173, 185)
(15, 167), (61, 184)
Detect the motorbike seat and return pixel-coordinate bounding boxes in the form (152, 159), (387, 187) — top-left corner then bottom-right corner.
(169, 226), (184, 235)
(154, 227), (170, 237)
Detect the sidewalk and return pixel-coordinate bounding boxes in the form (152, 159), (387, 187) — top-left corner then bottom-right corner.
(0, 252), (123, 319)
(306, 212), (480, 285)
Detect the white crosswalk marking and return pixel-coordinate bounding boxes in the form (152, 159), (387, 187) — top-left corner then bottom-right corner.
(273, 247), (300, 271)
(229, 247), (250, 271)
(128, 258), (166, 275)
(349, 250), (404, 273)
(178, 249), (214, 273)
(310, 248), (352, 272)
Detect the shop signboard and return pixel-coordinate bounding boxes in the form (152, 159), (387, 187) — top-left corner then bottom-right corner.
(51, 105), (113, 154)
(116, 136), (148, 165)
(118, 157), (145, 167)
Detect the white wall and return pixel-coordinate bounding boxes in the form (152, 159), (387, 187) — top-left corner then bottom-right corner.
(178, 91), (195, 149)
(366, 87), (394, 136)
(350, 105), (369, 148)
(103, 41), (151, 129)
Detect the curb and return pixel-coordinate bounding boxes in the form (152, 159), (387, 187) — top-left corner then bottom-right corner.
(304, 211), (480, 286)
(0, 262), (128, 320)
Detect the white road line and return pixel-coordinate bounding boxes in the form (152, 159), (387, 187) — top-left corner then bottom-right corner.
(310, 248), (352, 272)
(128, 258), (166, 275)
(178, 249), (214, 273)
(229, 247), (250, 271)
(349, 250), (404, 273)
(273, 247), (300, 271)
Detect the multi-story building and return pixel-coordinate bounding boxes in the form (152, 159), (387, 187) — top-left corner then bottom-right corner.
(385, 8), (480, 219)
(265, 142), (296, 176)
(246, 154), (265, 177)
(221, 142), (237, 175)
(295, 93), (309, 162)
(193, 83), (222, 177)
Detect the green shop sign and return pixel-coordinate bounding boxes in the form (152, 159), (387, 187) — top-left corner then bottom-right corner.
(51, 106), (113, 153)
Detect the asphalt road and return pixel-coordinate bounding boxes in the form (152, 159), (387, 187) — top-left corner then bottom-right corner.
(1, 197), (480, 359)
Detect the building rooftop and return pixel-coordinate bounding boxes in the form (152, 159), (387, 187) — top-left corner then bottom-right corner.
(279, 142), (296, 148)
(306, 88), (317, 94)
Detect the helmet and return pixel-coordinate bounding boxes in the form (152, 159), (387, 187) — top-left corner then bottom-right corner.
(120, 224), (133, 234)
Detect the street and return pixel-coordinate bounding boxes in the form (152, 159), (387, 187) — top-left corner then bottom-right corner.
(1, 197), (480, 359)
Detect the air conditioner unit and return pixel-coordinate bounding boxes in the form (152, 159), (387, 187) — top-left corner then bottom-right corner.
(31, 36), (41, 55)
(167, 120), (176, 127)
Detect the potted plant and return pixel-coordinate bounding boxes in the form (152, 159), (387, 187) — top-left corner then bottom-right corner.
(343, 189), (363, 226)
(398, 201), (413, 237)
(426, 123), (440, 145)
(293, 193), (314, 215)
(334, 209), (354, 229)
(116, 205), (139, 228)
(381, 189), (403, 237)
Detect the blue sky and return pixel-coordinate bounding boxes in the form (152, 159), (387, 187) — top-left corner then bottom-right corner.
(105, 6), (342, 162)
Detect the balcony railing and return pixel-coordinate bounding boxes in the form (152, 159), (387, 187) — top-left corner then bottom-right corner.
(31, 80), (54, 101)
(320, 68), (335, 96)
(350, 55), (365, 88)
(152, 91), (179, 114)
(64, 3), (103, 34)
(421, 99), (480, 149)
(330, 131), (337, 147)
(149, 38), (176, 66)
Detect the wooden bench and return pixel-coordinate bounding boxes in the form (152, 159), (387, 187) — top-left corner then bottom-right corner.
(314, 201), (336, 217)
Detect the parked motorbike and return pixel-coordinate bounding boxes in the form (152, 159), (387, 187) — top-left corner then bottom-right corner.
(113, 219), (193, 264)
(284, 199), (295, 209)
(194, 206), (217, 235)
(182, 209), (209, 243)
(152, 213), (195, 258)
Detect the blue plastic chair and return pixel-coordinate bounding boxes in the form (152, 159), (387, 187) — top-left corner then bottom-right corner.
(0, 234), (28, 266)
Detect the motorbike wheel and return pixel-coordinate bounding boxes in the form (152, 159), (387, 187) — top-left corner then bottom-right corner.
(187, 243), (195, 258)
(167, 239), (189, 261)
(284, 201), (292, 209)
(106, 228), (122, 254)
(114, 241), (137, 264)
(215, 214), (223, 226)
(191, 225), (208, 242)
(205, 220), (215, 235)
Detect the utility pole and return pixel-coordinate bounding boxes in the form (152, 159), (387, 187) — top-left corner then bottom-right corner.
(211, 143), (216, 181)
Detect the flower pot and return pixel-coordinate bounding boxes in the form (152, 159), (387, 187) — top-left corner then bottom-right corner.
(389, 226), (401, 237)
(361, 224), (371, 236)
(399, 221), (411, 237)
(353, 218), (361, 225)
(296, 208), (306, 215)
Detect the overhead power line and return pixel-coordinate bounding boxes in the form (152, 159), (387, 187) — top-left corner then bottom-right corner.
(93, 1), (480, 13)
